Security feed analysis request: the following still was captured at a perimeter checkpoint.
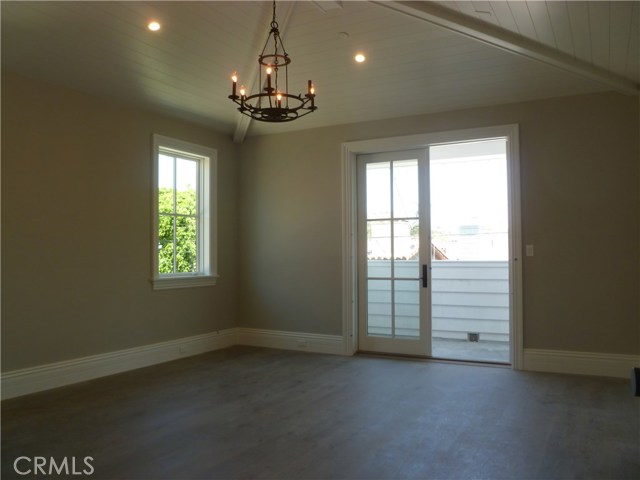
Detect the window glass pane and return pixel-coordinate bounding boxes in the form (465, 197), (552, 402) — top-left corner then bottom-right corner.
(392, 159), (419, 218)
(176, 158), (198, 215)
(158, 215), (175, 274)
(368, 279), (392, 337)
(366, 162), (390, 219)
(176, 216), (197, 273)
(158, 154), (175, 214)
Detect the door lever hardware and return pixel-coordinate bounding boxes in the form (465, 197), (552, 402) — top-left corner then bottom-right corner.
(422, 264), (428, 288)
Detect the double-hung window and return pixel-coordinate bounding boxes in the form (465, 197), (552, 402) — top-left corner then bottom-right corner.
(152, 134), (217, 289)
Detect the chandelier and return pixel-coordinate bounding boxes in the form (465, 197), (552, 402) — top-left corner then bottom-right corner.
(228, 1), (317, 122)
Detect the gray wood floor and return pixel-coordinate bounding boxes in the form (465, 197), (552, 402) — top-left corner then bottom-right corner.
(2, 346), (639, 479)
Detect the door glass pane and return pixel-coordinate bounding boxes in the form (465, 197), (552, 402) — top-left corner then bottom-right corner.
(393, 219), (419, 278)
(392, 159), (419, 218)
(395, 280), (419, 338)
(360, 151), (427, 353)
(367, 220), (391, 277)
(368, 279), (392, 337)
(366, 162), (391, 219)
(430, 139), (510, 363)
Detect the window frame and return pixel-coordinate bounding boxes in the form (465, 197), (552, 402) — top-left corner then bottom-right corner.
(151, 134), (218, 290)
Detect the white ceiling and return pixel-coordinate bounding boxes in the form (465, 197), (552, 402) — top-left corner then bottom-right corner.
(435, 0), (639, 81)
(2, 1), (638, 142)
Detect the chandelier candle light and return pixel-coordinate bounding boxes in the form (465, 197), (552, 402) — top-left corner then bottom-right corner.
(229, 0), (317, 122)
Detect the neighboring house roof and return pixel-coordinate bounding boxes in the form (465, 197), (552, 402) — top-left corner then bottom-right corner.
(372, 243), (447, 261)
(432, 244), (448, 260)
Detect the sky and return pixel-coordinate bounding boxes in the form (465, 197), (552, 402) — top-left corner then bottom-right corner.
(366, 139), (509, 260)
(158, 153), (197, 191)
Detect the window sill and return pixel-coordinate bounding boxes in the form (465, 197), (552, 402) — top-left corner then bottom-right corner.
(152, 275), (218, 290)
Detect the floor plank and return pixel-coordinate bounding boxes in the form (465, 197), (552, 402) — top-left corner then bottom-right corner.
(2, 346), (638, 479)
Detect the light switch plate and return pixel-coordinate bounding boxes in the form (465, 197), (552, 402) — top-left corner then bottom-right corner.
(526, 244), (534, 256)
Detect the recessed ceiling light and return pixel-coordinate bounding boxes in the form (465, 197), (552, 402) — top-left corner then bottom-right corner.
(355, 53), (366, 63)
(148, 21), (161, 31)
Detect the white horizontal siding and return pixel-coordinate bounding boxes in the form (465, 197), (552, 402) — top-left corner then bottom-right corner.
(366, 260), (509, 340)
(433, 261), (509, 340)
(433, 262), (509, 279)
(433, 279), (508, 293)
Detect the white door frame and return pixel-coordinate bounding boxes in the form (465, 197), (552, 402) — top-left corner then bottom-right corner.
(341, 125), (523, 369)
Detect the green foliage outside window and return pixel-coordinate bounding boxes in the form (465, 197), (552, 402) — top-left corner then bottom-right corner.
(158, 187), (198, 274)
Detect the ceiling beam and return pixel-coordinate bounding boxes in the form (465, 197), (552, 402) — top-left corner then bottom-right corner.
(312, 1), (343, 13)
(233, 2), (297, 143)
(373, 1), (639, 96)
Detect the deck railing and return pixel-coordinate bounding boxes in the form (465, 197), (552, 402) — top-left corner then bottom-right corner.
(367, 260), (509, 341)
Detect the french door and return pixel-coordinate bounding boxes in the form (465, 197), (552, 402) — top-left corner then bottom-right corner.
(356, 138), (513, 363)
(357, 149), (431, 355)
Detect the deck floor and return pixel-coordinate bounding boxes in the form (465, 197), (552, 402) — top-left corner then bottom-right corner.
(432, 337), (510, 363)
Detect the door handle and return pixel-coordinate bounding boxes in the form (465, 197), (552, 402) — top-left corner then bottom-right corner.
(422, 264), (428, 288)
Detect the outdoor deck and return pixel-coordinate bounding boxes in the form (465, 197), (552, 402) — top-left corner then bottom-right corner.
(432, 337), (510, 363)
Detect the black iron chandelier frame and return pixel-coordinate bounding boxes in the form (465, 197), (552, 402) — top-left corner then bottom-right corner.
(229, 1), (317, 123)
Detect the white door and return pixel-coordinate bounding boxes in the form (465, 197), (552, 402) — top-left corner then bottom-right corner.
(357, 139), (513, 363)
(357, 149), (431, 356)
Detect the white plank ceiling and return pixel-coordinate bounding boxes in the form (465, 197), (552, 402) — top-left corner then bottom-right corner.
(2, 1), (638, 141)
(435, 1), (639, 82)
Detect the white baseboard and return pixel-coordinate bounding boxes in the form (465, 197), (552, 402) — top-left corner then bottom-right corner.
(237, 328), (345, 356)
(1, 328), (345, 400)
(5, 331), (635, 400)
(523, 348), (639, 379)
(1, 329), (237, 400)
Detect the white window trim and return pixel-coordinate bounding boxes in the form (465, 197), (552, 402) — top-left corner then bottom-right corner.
(151, 134), (218, 290)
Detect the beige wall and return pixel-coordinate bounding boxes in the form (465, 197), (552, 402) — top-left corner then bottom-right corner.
(239, 92), (640, 355)
(3, 72), (639, 374)
(2, 72), (240, 371)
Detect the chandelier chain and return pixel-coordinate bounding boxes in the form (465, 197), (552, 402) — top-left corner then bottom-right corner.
(272, 0), (277, 26)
